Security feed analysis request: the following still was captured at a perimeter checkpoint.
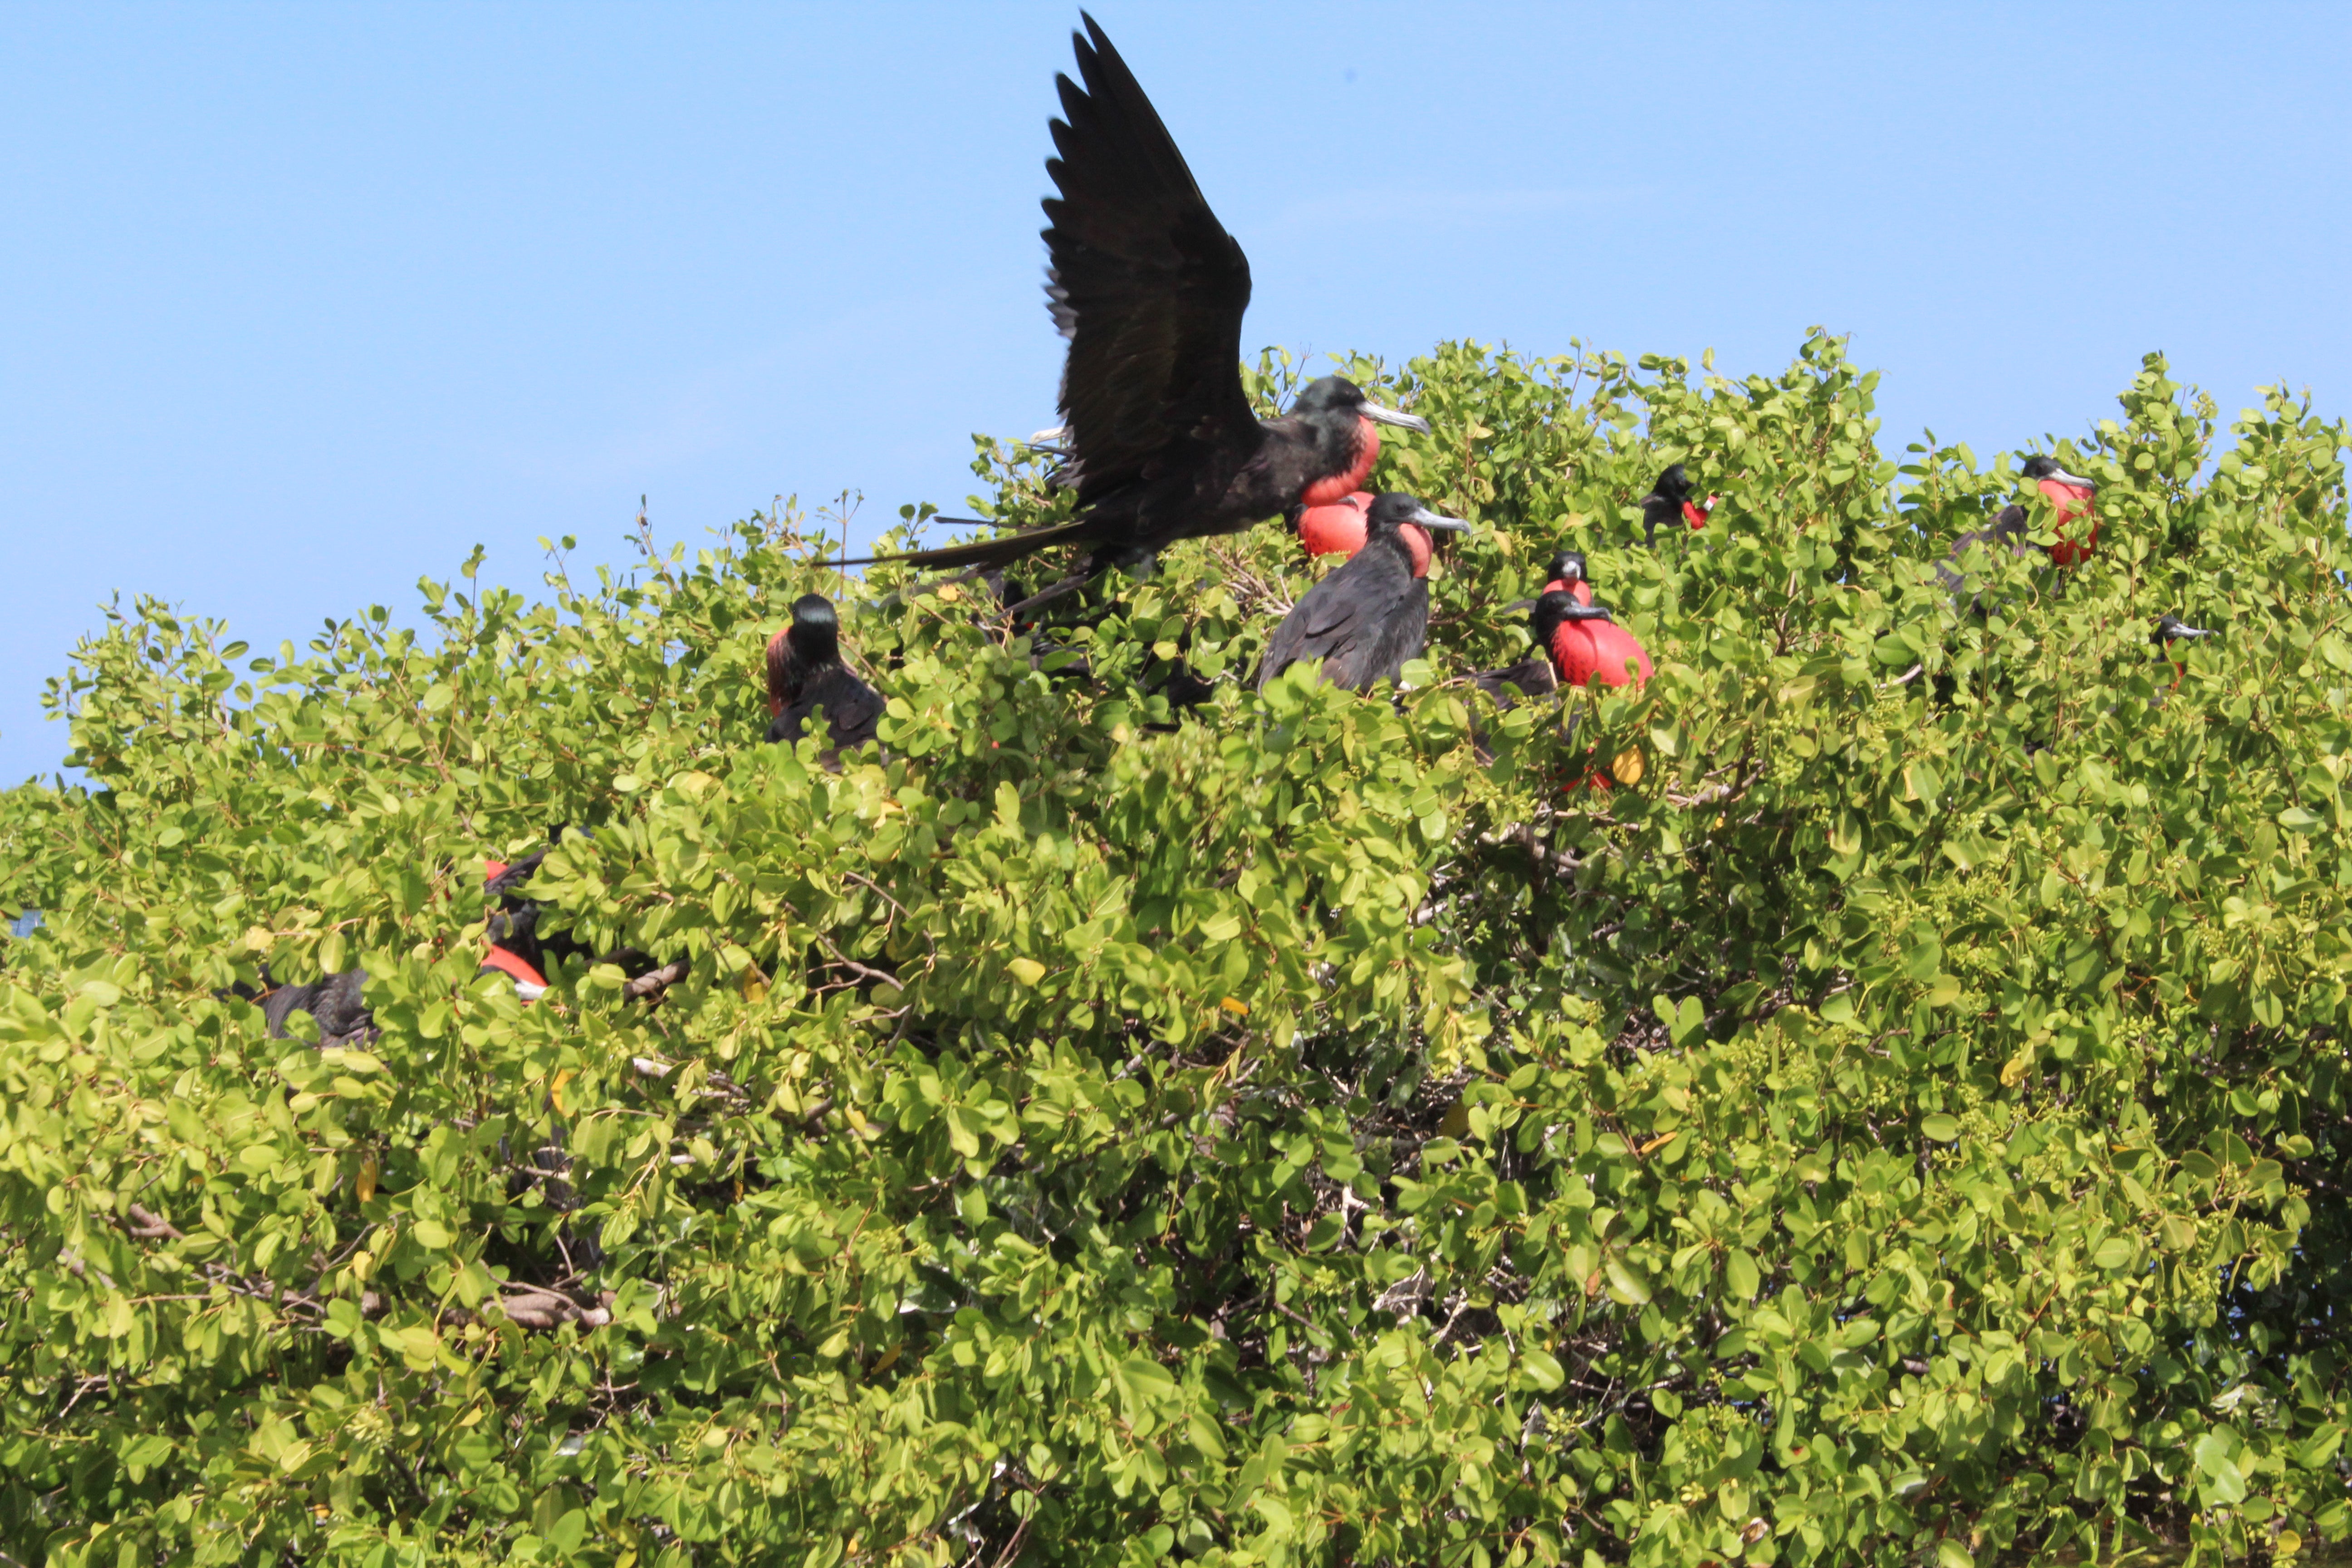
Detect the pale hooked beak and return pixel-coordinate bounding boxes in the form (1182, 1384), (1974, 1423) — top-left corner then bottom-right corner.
(1028, 425), (1068, 445)
(513, 980), (547, 1002)
(2048, 466), (2097, 490)
(1407, 504), (1470, 533)
(1362, 401), (1432, 434)
(2170, 623), (2217, 639)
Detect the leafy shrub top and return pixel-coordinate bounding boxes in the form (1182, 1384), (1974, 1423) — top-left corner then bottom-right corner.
(4, 333), (2351, 1567)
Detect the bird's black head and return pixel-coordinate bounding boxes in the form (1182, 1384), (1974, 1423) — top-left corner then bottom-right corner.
(1546, 549), (1588, 585)
(1292, 376), (1432, 434)
(1363, 492), (1470, 544)
(1647, 464), (1695, 504)
(2152, 613), (2216, 647)
(2021, 455), (2097, 490)
(788, 594), (842, 663)
(1530, 589), (1578, 647)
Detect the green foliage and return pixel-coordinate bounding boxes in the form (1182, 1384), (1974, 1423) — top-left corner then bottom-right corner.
(4, 335), (2351, 1566)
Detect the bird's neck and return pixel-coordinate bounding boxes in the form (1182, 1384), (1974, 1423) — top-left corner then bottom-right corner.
(1401, 524), (1432, 579)
(1296, 415), (1378, 506)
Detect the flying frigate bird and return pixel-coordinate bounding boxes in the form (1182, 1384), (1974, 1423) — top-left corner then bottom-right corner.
(844, 15), (1431, 610)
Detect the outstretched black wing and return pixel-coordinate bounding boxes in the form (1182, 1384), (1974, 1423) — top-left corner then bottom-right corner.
(1045, 15), (1261, 507)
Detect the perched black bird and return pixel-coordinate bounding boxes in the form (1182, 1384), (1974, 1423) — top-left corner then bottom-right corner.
(1934, 502), (2034, 608)
(2153, 613), (2217, 649)
(2151, 614), (2217, 693)
(220, 965), (378, 1048)
(482, 836), (667, 998)
(1639, 465), (1703, 548)
(846, 17), (1428, 602)
(765, 595), (884, 757)
(483, 846), (590, 998)
(1257, 493), (1468, 692)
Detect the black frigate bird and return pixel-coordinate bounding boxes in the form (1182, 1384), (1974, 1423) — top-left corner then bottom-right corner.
(765, 594), (885, 758)
(1935, 503), (2030, 614)
(1638, 464), (1701, 548)
(1257, 493), (1469, 693)
(845, 16), (1429, 606)
(219, 965), (379, 1048)
(2151, 613), (2217, 691)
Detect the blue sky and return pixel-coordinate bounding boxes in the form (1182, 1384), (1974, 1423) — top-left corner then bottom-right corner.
(3, 2), (2347, 783)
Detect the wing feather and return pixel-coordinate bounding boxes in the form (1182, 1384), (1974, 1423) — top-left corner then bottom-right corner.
(1044, 16), (1260, 507)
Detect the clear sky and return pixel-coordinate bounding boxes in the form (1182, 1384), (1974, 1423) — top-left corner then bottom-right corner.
(3, 3), (2347, 783)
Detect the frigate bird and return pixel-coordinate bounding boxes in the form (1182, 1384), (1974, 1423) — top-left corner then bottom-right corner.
(1639, 465), (1706, 548)
(2023, 455), (2098, 566)
(1543, 592), (1652, 690)
(765, 594), (884, 758)
(1257, 493), (1468, 692)
(846, 17), (1429, 604)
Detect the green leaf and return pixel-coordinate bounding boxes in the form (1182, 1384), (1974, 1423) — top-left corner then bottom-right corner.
(1921, 1114), (1960, 1143)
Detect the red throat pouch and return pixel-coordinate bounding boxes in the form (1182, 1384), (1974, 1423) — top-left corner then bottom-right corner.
(1296, 492), (1372, 558)
(481, 944), (549, 995)
(1401, 525), (1433, 579)
(2039, 480), (2098, 566)
(1298, 416), (1381, 506)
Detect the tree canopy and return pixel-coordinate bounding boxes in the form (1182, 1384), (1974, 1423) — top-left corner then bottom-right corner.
(5, 333), (2352, 1567)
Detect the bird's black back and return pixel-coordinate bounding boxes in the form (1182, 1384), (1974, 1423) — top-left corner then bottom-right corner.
(769, 665), (885, 753)
(1258, 533), (1429, 692)
(485, 846), (594, 980)
(258, 966), (378, 1047)
(1640, 465), (1695, 547)
(1936, 504), (2036, 604)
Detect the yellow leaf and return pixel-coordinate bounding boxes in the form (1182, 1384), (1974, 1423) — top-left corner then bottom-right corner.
(1007, 958), (1046, 986)
(243, 925), (273, 953)
(355, 1151), (377, 1204)
(1612, 748), (1646, 787)
(550, 1069), (576, 1118)
(2000, 1051), (2032, 1088)
(1638, 1130), (1680, 1156)
(740, 969), (769, 1004)
(1219, 996), (1250, 1017)
(936, 584), (962, 603)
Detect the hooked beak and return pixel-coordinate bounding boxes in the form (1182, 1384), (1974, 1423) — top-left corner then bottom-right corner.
(2171, 624), (2218, 640)
(1406, 504), (1470, 533)
(1362, 401), (1432, 434)
(1028, 425), (1068, 445)
(2047, 466), (2097, 491)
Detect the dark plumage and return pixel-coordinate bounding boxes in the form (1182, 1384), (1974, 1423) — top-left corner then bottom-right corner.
(220, 965), (378, 1048)
(847, 17), (1428, 592)
(1258, 494), (1469, 692)
(1935, 503), (2037, 609)
(1639, 465), (1700, 548)
(765, 595), (884, 755)
(2153, 613), (2217, 649)
(484, 846), (589, 992)
(1470, 602), (1563, 706)
(482, 835), (663, 995)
